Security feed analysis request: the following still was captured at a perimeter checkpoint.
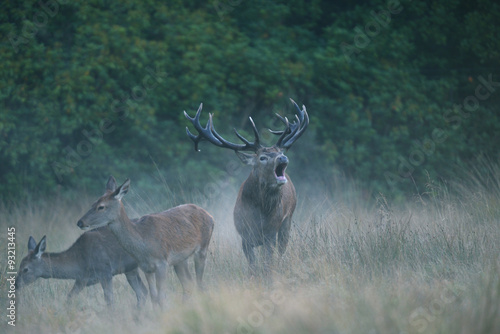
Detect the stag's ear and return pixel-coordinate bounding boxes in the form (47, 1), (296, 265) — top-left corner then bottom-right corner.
(113, 179), (130, 201)
(106, 175), (117, 193)
(28, 236), (37, 251)
(236, 151), (256, 165)
(34, 236), (46, 258)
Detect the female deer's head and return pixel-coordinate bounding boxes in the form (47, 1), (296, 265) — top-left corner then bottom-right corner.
(77, 176), (130, 230)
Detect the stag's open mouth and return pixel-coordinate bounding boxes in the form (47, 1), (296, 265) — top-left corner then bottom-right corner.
(275, 162), (288, 184)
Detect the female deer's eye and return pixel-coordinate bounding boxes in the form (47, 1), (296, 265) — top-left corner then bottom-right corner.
(23, 268), (28, 273)
(97, 205), (105, 211)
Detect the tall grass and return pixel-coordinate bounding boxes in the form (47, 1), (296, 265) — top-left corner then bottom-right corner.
(1, 162), (499, 334)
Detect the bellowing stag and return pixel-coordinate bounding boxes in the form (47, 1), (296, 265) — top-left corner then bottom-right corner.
(184, 99), (309, 275)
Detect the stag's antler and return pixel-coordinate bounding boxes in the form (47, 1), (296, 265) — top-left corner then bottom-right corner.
(270, 98), (309, 149)
(184, 103), (262, 152)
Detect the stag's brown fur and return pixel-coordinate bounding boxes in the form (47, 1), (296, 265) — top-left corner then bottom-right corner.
(234, 147), (297, 275)
(77, 176), (214, 307)
(235, 172), (296, 242)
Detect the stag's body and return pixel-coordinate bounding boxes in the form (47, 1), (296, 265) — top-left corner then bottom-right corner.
(15, 229), (148, 307)
(77, 176), (214, 307)
(185, 99), (308, 275)
(234, 149), (297, 273)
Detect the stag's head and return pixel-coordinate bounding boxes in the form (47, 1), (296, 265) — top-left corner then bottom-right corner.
(184, 99), (308, 188)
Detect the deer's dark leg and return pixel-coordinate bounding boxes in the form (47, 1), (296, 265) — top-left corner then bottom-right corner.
(174, 260), (194, 300)
(194, 248), (207, 291)
(145, 272), (158, 305)
(125, 269), (148, 308)
(67, 280), (86, 302)
(100, 275), (114, 307)
(155, 263), (168, 308)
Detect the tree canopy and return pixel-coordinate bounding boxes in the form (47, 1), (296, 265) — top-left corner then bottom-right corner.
(1, 0), (499, 201)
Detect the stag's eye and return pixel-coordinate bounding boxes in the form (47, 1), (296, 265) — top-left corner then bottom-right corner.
(22, 268), (28, 273)
(259, 156), (268, 162)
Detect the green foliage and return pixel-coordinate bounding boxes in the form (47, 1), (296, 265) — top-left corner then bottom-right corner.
(0, 0), (499, 200)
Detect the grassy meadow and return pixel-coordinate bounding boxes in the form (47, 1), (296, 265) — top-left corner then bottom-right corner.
(1, 165), (500, 334)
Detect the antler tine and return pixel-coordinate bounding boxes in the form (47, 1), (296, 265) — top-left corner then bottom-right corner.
(269, 114), (288, 134)
(184, 103), (262, 152)
(184, 105), (203, 151)
(281, 103), (309, 149)
(271, 115), (290, 147)
(271, 98), (310, 150)
(210, 115), (261, 151)
(289, 98), (303, 118)
(184, 103), (223, 151)
(243, 117), (261, 147)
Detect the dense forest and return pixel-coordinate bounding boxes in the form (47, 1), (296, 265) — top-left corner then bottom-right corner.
(1, 0), (499, 201)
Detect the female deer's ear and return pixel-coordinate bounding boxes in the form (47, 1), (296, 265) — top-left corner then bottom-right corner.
(106, 175), (117, 193)
(34, 236), (46, 258)
(28, 236), (37, 251)
(114, 179), (130, 200)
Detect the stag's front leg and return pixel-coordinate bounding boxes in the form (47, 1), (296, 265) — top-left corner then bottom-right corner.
(262, 234), (278, 278)
(242, 240), (257, 277)
(278, 216), (292, 257)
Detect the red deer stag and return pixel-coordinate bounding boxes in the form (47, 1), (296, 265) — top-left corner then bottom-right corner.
(184, 99), (308, 276)
(15, 231), (148, 308)
(77, 176), (214, 308)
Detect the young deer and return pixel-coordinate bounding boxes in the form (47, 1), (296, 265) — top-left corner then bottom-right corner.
(77, 176), (214, 307)
(15, 231), (148, 308)
(185, 99), (309, 276)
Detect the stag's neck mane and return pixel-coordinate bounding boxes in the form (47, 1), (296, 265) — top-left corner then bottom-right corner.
(242, 171), (284, 215)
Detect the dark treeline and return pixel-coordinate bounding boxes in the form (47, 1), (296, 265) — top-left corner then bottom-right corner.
(1, 0), (499, 201)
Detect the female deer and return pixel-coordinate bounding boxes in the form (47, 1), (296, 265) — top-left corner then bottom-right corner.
(15, 231), (148, 308)
(77, 176), (214, 307)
